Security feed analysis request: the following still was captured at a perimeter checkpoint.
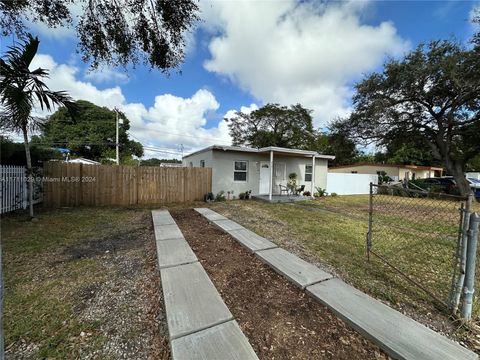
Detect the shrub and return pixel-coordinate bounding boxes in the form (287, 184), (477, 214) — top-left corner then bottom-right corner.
(239, 192), (246, 200)
(331, 192), (338, 197)
(315, 187), (327, 197)
(303, 191), (311, 197)
(215, 191), (226, 201)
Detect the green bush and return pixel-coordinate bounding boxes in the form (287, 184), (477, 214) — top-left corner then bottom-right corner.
(315, 187), (327, 197)
(215, 191), (226, 202)
(331, 192), (338, 197)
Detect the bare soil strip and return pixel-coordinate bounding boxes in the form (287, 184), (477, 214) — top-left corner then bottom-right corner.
(172, 209), (388, 360)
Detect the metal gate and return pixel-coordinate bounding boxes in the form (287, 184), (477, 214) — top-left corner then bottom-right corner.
(366, 183), (469, 310)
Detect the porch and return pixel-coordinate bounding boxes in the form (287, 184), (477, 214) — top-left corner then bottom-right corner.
(253, 194), (313, 203)
(257, 146), (324, 201)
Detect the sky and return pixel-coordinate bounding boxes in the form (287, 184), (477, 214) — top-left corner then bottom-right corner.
(0, 0), (478, 159)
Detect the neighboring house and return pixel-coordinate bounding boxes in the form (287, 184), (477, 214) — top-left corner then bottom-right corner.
(182, 145), (335, 199)
(329, 163), (443, 181)
(159, 162), (183, 167)
(66, 158), (101, 165)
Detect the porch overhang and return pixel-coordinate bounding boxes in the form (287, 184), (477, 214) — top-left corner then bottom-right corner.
(257, 146), (335, 160)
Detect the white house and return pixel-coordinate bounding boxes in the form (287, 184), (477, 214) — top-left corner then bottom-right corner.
(66, 157), (101, 165)
(182, 145), (335, 200)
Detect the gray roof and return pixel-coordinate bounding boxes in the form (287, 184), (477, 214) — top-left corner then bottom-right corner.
(183, 145), (335, 160)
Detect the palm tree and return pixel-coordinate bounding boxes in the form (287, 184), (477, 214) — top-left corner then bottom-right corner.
(0, 34), (73, 218)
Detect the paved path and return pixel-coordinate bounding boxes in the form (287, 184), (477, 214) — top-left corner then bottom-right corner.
(196, 208), (477, 360)
(152, 210), (258, 360)
(256, 247), (332, 289)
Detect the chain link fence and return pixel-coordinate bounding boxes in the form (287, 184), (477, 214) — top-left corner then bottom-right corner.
(367, 184), (470, 311)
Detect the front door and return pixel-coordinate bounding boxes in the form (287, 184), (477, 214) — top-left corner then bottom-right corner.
(259, 161), (270, 195)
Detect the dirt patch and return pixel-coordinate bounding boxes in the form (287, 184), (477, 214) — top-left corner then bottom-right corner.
(172, 209), (388, 360)
(4, 208), (171, 359)
(63, 226), (146, 260)
(72, 214), (170, 360)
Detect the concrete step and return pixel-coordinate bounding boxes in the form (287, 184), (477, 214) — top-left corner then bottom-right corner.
(255, 248), (332, 289)
(211, 219), (245, 232)
(306, 278), (477, 360)
(152, 210), (176, 225)
(161, 261), (233, 340)
(171, 320), (258, 360)
(228, 228), (277, 253)
(154, 224), (184, 241)
(156, 238), (198, 269)
(194, 208), (214, 215)
(203, 212), (228, 221)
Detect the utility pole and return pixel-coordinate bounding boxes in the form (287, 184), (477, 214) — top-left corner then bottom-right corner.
(115, 107), (120, 165)
(179, 144), (184, 159)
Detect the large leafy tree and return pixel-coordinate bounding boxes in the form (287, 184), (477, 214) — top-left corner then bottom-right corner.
(333, 40), (479, 196)
(0, 35), (73, 217)
(0, 0), (199, 71)
(472, 7), (479, 49)
(227, 103), (316, 149)
(312, 131), (358, 166)
(1, 136), (63, 165)
(38, 100), (143, 163)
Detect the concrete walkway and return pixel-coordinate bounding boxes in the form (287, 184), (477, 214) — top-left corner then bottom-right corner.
(195, 208), (477, 360)
(152, 210), (258, 360)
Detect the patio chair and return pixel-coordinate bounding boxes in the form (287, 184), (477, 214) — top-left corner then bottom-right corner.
(295, 185), (305, 196)
(279, 184), (290, 196)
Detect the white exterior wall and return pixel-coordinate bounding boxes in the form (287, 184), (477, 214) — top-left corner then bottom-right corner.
(212, 151), (328, 196)
(182, 149), (214, 169)
(183, 149), (329, 196)
(326, 173), (378, 195)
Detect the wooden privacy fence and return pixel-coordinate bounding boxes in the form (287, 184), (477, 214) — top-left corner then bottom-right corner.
(43, 162), (212, 207)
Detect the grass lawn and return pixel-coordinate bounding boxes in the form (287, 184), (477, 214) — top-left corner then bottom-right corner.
(2, 207), (169, 359)
(210, 196), (480, 346)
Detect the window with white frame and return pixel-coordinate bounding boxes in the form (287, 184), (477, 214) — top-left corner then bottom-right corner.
(305, 165), (313, 181)
(200, 160), (205, 168)
(234, 160), (248, 181)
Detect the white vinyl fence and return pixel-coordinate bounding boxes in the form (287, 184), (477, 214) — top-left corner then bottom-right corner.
(1, 165), (27, 214)
(326, 173), (378, 195)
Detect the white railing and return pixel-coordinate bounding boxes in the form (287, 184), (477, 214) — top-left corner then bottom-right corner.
(0, 165), (27, 214)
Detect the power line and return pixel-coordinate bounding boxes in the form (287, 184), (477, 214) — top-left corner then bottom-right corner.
(130, 125), (232, 145)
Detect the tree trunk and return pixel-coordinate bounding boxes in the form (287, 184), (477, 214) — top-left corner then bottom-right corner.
(443, 154), (472, 198)
(22, 125), (34, 218)
(433, 135), (472, 198)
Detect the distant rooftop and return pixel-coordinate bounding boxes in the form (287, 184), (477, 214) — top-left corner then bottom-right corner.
(183, 144), (335, 160)
(329, 163), (443, 171)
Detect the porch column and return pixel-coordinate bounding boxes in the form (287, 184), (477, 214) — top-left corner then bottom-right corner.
(311, 155), (316, 197)
(269, 150), (274, 201)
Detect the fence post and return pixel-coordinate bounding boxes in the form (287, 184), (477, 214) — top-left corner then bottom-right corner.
(461, 212), (480, 321)
(367, 182), (373, 261)
(0, 236), (4, 360)
(450, 204), (471, 313)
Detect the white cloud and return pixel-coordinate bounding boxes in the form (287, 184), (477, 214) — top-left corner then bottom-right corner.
(24, 2), (82, 40)
(200, 0), (409, 126)
(26, 53), (239, 159)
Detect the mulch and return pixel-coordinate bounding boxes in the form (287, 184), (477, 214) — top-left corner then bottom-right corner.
(171, 209), (389, 360)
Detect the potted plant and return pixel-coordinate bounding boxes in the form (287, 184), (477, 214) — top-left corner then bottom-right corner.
(204, 192), (214, 202)
(288, 173), (297, 194)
